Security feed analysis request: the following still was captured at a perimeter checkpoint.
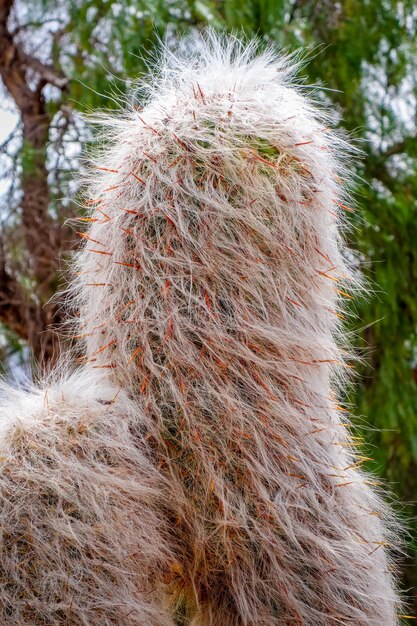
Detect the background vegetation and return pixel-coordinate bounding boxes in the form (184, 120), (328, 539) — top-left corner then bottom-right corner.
(0, 0), (416, 615)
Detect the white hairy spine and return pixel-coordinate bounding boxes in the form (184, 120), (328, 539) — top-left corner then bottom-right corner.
(0, 33), (401, 625)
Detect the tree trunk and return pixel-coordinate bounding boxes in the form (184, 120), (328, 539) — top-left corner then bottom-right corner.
(0, 0), (68, 369)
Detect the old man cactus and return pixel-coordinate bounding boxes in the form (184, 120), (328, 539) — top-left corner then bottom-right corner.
(0, 32), (401, 625)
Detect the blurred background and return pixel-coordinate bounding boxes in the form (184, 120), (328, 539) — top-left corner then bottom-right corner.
(0, 0), (416, 615)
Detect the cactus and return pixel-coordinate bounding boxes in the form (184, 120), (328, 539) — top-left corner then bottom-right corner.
(0, 32), (401, 625)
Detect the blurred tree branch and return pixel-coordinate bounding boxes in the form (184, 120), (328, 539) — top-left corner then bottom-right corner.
(378, 135), (417, 161)
(0, 240), (28, 341)
(0, 0), (69, 367)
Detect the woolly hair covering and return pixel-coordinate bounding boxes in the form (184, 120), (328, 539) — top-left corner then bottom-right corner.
(0, 372), (175, 625)
(0, 32), (402, 625)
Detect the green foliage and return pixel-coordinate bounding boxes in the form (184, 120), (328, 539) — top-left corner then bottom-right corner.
(20, 141), (47, 176)
(0, 326), (29, 377)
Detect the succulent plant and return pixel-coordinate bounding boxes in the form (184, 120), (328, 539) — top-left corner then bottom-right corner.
(0, 32), (401, 625)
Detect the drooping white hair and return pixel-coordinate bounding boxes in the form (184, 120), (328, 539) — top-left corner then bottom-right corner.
(0, 31), (402, 625)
